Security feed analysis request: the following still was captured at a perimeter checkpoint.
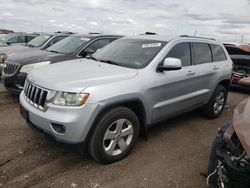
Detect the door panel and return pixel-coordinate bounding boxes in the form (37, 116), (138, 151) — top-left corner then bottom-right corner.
(191, 42), (218, 104)
(152, 66), (208, 122)
(152, 42), (206, 122)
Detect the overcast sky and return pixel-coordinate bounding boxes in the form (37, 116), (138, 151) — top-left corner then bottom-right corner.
(0, 0), (250, 43)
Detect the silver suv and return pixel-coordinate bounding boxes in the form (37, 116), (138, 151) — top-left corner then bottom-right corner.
(20, 35), (232, 164)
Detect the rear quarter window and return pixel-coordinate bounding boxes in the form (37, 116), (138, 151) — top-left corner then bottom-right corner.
(192, 42), (212, 65)
(210, 44), (227, 62)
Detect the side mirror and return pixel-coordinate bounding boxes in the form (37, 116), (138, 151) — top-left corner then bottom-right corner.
(80, 48), (95, 57)
(157, 57), (182, 72)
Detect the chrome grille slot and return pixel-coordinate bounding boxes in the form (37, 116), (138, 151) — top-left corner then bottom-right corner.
(3, 61), (20, 75)
(23, 80), (48, 110)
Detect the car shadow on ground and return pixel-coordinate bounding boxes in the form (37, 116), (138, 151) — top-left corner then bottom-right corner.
(39, 109), (203, 161)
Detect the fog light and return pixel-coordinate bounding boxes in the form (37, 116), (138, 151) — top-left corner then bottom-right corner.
(51, 123), (66, 134)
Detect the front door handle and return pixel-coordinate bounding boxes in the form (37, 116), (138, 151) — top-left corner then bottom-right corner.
(186, 71), (195, 75)
(213, 66), (219, 70)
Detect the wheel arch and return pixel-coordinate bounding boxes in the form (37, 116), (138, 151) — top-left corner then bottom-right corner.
(85, 99), (148, 147)
(218, 79), (231, 90)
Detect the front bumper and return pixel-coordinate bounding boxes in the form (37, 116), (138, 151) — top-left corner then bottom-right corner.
(1, 72), (27, 93)
(19, 92), (99, 144)
(213, 128), (250, 187)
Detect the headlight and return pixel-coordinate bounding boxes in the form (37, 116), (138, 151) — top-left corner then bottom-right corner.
(52, 92), (89, 106)
(20, 61), (51, 73)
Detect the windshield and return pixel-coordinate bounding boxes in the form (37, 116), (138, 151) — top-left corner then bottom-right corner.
(27, 34), (52, 47)
(0, 35), (11, 43)
(46, 36), (90, 54)
(93, 38), (167, 69)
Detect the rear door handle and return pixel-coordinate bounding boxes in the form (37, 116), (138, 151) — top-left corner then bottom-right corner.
(186, 71), (195, 75)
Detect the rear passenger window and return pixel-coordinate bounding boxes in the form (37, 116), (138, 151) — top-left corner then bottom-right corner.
(210, 44), (227, 62)
(167, 43), (191, 66)
(192, 43), (212, 64)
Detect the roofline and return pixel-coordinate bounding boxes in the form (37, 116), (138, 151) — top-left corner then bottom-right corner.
(179, 35), (216, 41)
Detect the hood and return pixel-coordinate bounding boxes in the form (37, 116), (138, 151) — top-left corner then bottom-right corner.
(6, 49), (66, 65)
(28, 58), (138, 92)
(233, 97), (250, 157)
(0, 45), (35, 55)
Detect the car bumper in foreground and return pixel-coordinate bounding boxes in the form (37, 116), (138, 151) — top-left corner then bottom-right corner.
(1, 72), (27, 93)
(19, 92), (99, 144)
(208, 124), (250, 188)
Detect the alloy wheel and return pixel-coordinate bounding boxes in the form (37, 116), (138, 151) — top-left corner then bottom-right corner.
(103, 119), (134, 156)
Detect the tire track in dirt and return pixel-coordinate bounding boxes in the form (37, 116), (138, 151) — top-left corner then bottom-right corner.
(0, 91), (19, 111)
(3, 154), (82, 188)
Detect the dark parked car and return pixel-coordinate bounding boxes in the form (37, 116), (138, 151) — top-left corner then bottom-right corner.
(207, 97), (250, 188)
(224, 44), (250, 89)
(0, 32), (73, 58)
(0, 33), (37, 47)
(0, 29), (14, 34)
(0, 32), (73, 75)
(1, 34), (123, 93)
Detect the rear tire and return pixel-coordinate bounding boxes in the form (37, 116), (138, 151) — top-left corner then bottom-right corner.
(88, 106), (139, 164)
(203, 85), (228, 119)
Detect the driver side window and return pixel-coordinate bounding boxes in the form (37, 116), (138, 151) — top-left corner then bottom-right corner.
(166, 42), (191, 67)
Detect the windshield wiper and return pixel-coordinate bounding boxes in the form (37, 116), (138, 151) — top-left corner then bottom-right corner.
(26, 44), (35, 47)
(86, 55), (99, 61)
(99, 59), (120, 66)
(47, 50), (60, 53)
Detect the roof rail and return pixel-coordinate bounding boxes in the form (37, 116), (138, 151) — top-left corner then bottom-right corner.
(144, 32), (157, 35)
(179, 35), (216, 41)
(55, 31), (75, 34)
(89, 32), (102, 34)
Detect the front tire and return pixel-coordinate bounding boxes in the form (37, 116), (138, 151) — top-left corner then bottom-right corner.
(203, 85), (228, 119)
(88, 106), (139, 164)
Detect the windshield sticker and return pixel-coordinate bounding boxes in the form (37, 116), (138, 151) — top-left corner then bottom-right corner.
(142, 43), (161, 48)
(80, 37), (90, 41)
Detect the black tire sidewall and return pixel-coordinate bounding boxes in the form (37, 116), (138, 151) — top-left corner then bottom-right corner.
(206, 85), (228, 119)
(89, 107), (139, 164)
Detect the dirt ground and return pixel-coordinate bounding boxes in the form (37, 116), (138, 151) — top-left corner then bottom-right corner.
(0, 84), (249, 188)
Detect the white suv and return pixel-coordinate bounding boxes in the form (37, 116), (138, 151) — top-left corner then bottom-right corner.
(20, 34), (232, 164)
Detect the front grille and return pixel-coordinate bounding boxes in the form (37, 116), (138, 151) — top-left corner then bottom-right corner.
(23, 80), (48, 110)
(3, 61), (20, 75)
